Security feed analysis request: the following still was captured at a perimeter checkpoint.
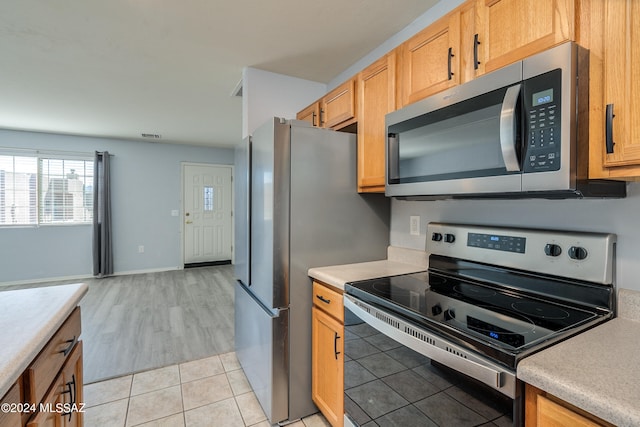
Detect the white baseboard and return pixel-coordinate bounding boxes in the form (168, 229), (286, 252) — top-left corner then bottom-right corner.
(0, 274), (92, 288)
(0, 266), (183, 287)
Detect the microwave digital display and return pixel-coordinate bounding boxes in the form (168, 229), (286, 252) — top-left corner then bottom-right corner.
(533, 88), (554, 106)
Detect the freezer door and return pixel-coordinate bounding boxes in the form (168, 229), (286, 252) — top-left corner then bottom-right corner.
(235, 281), (288, 424)
(234, 137), (250, 286)
(250, 118), (290, 309)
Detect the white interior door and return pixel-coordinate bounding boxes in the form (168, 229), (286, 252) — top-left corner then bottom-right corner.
(183, 163), (233, 264)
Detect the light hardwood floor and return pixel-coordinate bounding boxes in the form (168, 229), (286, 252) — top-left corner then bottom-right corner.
(4, 265), (235, 383)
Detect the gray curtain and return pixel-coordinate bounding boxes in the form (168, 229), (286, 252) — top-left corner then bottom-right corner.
(93, 151), (113, 277)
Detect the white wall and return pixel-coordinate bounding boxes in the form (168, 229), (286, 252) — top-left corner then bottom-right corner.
(242, 67), (326, 138)
(391, 183), (640, 291)
(0, 129), (234, 284)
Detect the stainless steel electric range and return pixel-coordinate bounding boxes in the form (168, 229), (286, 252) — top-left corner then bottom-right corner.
(343, 223), (615, 427)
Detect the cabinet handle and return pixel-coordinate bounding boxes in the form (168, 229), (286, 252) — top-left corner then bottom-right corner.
(334, 332), (341, 360)
(60, 336), (76, 357)
(312, 111), (317, 127)
(316, 295), (330, 304)
(606, 103), (615, 154)
(61, 374), (76, 422)
(448, 47), (454, 80)
(319, 109), (325, 126)
(473, 34), (481, 70)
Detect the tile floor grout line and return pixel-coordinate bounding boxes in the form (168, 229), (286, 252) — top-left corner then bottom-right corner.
(177, 361), (188, 427)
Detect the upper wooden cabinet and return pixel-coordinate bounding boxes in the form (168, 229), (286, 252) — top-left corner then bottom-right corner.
(459, 0), (483, 83)
(296, 101), (321, 128)
(296, 79), (357, 130)
(397, 0), (575, 107)
(357, 52), (396, 193)
(398, 10), (461, 107)
(477, 0), (575, 73)
(583, 0), (640, 179)
(321, 79), (357, 130)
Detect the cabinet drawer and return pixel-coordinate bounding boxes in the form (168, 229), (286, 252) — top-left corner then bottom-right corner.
(312, 281), (344, 322)
(24, 307), (81, 407)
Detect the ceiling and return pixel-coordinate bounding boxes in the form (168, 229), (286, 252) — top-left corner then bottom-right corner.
(0, 0), (439, 148)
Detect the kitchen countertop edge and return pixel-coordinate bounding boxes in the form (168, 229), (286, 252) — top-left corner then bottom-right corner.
(0, 283), (88, 398)
(518, 289), (640, 427)
(308, 246), (428, 290)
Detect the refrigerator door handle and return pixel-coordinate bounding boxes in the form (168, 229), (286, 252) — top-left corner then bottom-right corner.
(237, 280), (281, 318)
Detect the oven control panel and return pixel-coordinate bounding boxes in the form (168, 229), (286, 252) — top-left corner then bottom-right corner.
(467, 232), (526, 254)
(427, 223), (616, 285)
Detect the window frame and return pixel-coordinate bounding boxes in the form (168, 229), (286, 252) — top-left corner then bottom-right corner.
(0, 149), (94, 227)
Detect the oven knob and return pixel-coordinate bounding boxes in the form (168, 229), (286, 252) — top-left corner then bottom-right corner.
(544, 243), (562, 257)
(444, 233), (456, 243)
(431, 304), (443, 316)
(568, 246), (588, 260)
(432, 232), (443, 242)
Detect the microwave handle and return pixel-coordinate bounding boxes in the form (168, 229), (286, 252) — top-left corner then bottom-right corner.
(499, 84), (522, 172)
(387, 133), (400, 181)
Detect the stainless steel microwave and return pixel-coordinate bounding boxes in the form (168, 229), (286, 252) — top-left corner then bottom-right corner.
(385, 42), (625, 199)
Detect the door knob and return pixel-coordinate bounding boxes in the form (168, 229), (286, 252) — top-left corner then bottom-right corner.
(186, 220), (193, 224)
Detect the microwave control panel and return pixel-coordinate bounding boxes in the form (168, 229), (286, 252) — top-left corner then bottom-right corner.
(523, 69), (562, 174)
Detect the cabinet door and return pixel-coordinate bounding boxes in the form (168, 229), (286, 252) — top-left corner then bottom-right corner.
(27, 342), (84, 427)
(321, 79), (356, 130)
(525, 384), (614, 427)
(61, 342), (83, 427)
(479, 0), (574, 73)
(311, 307), (344, 427)
(357, 52), (396, 193)
(459, 0), (483, 83)
(399, 10), (461, 107)
(601, 0), (640, 169)
(297, 102), (321, 127)
(26, 375), (65, 427)
(0, 382), (22, 427)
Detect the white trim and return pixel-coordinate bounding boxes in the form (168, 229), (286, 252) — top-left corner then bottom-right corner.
(0, 266), (185, 287)
(0, 274), (92, 288)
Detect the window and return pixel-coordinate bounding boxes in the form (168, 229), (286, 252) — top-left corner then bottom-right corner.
(204, 186), (214, 212)
(0, 153), (94, 226)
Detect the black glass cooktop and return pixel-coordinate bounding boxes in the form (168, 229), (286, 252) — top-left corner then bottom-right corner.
(346, 271), (599, 354)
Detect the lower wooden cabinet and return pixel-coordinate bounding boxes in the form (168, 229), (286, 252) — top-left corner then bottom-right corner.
(525, 384), (614, 427)
(311, 281), (344, 427)
(0, 307), (84, 427)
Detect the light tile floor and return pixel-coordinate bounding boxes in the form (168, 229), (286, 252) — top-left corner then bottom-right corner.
(84, 352), (331, 427)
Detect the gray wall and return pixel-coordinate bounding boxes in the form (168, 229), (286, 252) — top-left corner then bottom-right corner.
(0, 129), (234, 284)
(391, 183), (640, 292)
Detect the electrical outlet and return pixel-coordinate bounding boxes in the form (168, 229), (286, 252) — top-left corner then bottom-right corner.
(410, 216), (420, 236)
(138, 245), (144, 253)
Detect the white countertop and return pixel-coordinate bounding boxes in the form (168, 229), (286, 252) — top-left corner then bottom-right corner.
(308, 246), (428, 290)
(518, 288), (640, 427)
(0, 283), (88, 398)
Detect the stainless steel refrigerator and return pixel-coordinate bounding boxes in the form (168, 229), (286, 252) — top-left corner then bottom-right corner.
(234, 118), (390, 424)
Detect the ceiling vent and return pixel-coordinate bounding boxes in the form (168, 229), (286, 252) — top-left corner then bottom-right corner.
(141, 133), (161, 139)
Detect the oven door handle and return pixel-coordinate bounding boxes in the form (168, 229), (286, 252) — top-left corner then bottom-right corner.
(499, 83), (522, 172)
